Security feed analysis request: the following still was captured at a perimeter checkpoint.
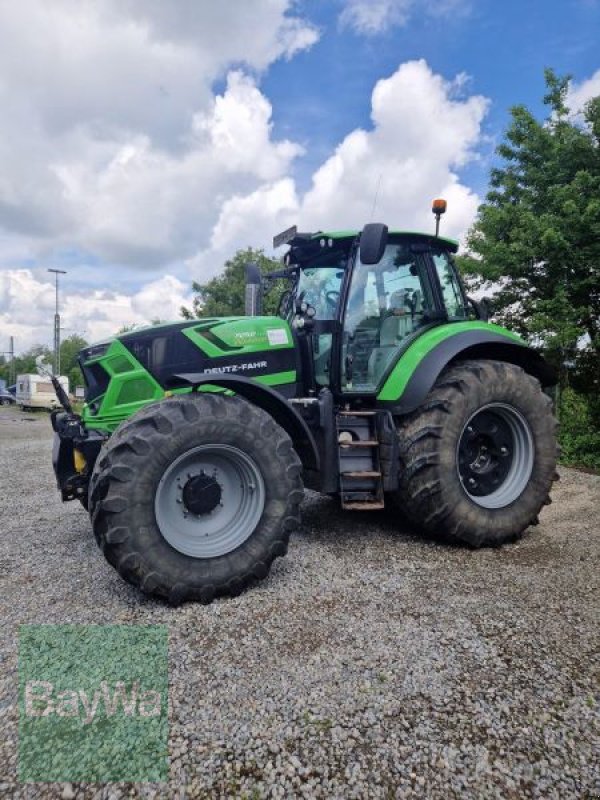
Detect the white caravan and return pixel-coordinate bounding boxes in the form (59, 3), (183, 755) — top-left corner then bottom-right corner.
(16, 374), (69, 410)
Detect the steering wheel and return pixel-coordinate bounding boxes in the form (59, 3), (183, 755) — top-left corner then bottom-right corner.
(325, 290), (341, 311)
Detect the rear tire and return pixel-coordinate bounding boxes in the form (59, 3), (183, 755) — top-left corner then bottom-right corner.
(394, 360), (558, 546)
(89, 393), (304, 604)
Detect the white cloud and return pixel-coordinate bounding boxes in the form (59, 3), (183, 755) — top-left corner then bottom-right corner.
(340, 0), (413, 34)
(0, 270), (193, 351)
(0, 2), (489, 355)
(0, 1), (317, 265)
(191, 60), (488, 271)
(301, 61), (487, 234)
(567, 69), (600, 113)
(339, 0), (469, 35)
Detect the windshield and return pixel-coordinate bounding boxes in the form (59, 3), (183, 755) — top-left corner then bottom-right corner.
(279, 266), (344, 322)
(342, 242), (435, 391)
(297, 267), (343, 320)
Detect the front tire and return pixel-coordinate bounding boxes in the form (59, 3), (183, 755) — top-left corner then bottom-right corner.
(394, 360), (558, 547)
(89, 393), (304, 604)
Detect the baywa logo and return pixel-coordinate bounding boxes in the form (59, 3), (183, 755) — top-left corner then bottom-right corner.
(19, 625), (168, 783)
(24, 679), (162, 725)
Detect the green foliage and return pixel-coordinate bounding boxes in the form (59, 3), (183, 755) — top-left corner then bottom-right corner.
(0, 335), (88, 390)
(181, 247), (286, 319)
(60, 333), (88, 390)
(0, 344), (52, 385)
(462, 69), (600, 468)
(558, 388), (600, 470)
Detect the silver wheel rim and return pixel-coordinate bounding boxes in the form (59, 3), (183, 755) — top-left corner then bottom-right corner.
(457, 403), (534, 509)
(155, 444), (265, 558)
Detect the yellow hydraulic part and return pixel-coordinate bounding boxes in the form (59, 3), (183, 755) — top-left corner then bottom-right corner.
(73, 448), (87, 474)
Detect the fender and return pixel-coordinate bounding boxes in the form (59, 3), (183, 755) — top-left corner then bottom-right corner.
(172, 372), (320, 472)
(377, 322), (557, 415)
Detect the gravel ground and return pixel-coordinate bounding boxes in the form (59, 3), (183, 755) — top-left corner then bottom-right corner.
(0, 406), (598, 799)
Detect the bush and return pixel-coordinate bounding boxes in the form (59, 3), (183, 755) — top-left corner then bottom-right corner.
(558, 388), (600, 471)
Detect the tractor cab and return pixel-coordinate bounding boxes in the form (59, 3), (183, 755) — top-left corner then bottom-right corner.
(270, 218), (473, 400)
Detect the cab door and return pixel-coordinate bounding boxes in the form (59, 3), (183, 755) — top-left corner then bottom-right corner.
(295, 266), (344, 388)
(340, 242), (436, 393)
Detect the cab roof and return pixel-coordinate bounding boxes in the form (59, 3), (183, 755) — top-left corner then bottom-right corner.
(284, 229), (458, 267)
(315, 230), (458, 252)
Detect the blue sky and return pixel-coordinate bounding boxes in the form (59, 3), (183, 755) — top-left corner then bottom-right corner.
(263, 0), (600, 196)
(0, 0), (598, 351)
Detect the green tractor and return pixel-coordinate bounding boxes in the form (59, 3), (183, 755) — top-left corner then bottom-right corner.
(51, 207), (558, 603)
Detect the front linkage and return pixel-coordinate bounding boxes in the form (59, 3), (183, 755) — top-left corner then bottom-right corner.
(50, 376), (105, 504)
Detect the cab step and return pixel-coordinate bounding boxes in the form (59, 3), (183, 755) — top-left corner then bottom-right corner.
(341, 470), (381, 478)
(336, 409), (385, 511)
(342, 500), (385, 510)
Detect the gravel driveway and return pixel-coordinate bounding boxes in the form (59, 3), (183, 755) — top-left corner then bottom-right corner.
(0, 407), (598, 799)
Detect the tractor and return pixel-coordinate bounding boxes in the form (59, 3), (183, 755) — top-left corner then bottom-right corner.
(51, 203), (558, 603)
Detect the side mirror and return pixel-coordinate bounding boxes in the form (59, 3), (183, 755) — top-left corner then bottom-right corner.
(467, 295), (493, 322)
(359, 223), (388, 265)
(244, 262), (263, 316)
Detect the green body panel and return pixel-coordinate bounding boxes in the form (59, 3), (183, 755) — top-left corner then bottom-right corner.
(80, 318), (297, 433)
(81, 339), (165, 432)
(182, 317), (292, 356)
(377, 322), (524, 402)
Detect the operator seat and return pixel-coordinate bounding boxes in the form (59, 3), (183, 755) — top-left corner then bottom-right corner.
(367, 289), (415, 386)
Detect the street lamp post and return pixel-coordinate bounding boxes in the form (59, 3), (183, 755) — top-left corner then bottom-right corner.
(48, 269), (67, 375)
(1, 336), (15, 385)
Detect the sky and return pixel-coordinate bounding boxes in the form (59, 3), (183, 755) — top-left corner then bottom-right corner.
(0, 0), (599, 354)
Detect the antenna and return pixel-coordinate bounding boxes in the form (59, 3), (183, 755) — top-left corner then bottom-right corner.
(370, 173), (383, 220)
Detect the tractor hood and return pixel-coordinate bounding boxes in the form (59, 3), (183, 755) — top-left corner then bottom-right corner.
(78, 317), (298, 424)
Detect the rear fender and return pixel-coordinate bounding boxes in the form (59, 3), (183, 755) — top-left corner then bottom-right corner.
(377, 326), (557, 415)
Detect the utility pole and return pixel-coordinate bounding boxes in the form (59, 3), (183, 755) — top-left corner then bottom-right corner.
(1, 337), (15, 385)
(9, 336), (14, 385)
(48, 269), (67, 375)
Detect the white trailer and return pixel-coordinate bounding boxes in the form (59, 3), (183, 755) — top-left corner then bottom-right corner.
(16, 374), (69, 411)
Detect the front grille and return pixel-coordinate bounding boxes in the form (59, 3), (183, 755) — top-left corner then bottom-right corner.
(79, 360), (110, 403)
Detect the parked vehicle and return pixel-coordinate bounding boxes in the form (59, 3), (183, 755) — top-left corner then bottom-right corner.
(0, 388), (16, 405)
(17, 374), (69, 411)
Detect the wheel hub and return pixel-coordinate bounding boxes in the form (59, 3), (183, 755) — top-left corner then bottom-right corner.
(154, 444), (266, 558)
(458, 412), (514, 496)
(181, 472), (222, 516)
(456, 403), (534, 509)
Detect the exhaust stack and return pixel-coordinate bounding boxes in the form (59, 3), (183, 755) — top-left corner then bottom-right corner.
(244, 262), (263, 316)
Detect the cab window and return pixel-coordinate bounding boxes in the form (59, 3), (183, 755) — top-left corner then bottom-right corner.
(432, 252), (467, 319)
(296, 267), (343, 387)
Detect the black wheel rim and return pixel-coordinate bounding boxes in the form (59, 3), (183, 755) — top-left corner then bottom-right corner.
(457, 403), (534, 509)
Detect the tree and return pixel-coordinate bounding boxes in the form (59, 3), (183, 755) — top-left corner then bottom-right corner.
(461, 70), (600, 429)
(181, 248), (285, 319)
(60, 333), (89, 390)
(0, 344), (53, 384)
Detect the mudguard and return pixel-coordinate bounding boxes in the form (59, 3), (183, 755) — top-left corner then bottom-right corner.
(377, 322), (557, 414)
(172, 373), (320, 473)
